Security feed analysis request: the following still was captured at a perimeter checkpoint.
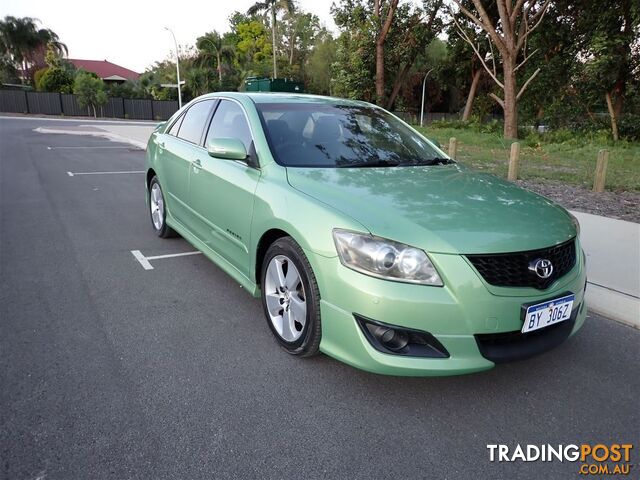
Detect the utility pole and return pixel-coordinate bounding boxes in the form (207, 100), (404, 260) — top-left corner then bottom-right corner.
(420, 69), (434, 127)
(164, 26), (182, 109)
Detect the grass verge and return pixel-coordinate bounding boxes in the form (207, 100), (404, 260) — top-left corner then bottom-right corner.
(415, 125), (640, 192)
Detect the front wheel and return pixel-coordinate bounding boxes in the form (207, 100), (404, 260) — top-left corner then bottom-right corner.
(148, 176), (176, 238)
(261, 237), (321, 357)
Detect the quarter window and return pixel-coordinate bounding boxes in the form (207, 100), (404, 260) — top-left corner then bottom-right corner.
(205, 100), (253, 152)
(166, 114), (184, 136)
(177, 100), (214, 144)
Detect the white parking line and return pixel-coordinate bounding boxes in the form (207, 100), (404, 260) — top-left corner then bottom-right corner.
(48, 146), (133, 150)
(131, 250), (154, 270)
(67, 170), (145, 177)
(131, 249), (202, 270)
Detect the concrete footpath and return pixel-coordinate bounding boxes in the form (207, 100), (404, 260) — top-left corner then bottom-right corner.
(571, 211), (640, 328)
(30, 117), (640, 328)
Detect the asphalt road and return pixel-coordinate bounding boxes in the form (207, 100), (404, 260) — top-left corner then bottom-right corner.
(1, 117), (638, 480)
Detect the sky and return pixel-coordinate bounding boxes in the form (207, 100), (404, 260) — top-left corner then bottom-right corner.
(0, 0), (338, 73)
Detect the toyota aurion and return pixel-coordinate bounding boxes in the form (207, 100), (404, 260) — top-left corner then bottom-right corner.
(144, 92), (586, 376)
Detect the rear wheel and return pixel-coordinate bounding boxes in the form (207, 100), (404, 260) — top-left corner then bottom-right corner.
(261, 237), (321, 356)
(148, 176), (176, 238)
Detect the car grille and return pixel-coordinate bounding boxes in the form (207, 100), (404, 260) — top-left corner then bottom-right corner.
(466, 238), (576, 290)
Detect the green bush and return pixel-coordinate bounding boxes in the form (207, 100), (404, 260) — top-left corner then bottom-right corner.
(430, 117), (502, 135)
(38, 67), (74, 93)
(74, 71), (107, 117)
(33, 67), (48, 90)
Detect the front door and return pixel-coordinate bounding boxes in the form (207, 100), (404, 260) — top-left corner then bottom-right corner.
(188, 99), (261, 278)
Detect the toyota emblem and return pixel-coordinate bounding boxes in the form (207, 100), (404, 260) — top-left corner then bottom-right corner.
(529, 258), (554, 279)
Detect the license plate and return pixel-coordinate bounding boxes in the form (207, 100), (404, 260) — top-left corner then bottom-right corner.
(522, 294), (575, 333)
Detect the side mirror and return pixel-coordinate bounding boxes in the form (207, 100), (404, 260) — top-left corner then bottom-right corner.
(207, 138), (248, 161)
(429, 138), (441, 149)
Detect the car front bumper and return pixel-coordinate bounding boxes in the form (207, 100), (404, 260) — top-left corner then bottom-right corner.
(308, 239), (588, 376)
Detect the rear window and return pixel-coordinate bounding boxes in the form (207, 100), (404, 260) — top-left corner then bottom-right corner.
(177, 100), (214, 144)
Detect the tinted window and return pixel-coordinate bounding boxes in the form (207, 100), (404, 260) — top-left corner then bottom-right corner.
(167, 114), (184, 136)
(205, 100), (253, 152)
(256, 103), (446, 168)
(177, 100), (214, 144)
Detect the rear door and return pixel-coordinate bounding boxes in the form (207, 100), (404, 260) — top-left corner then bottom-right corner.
(159, 99), (215, 227)
(188, 99), (261, 277)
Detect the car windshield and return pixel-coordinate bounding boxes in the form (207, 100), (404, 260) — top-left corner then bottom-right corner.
(256, 102), (451, 168)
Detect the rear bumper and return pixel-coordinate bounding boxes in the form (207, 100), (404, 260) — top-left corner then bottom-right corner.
(309, 239), (588, 376)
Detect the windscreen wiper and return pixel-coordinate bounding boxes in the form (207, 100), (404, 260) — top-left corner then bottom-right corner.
(338, 159), (401, 168)
(416, 157), (454, 166)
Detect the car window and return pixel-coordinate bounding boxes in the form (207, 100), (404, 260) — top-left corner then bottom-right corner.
(205, 100), (253, 152)
(177, 100), (214, 144)
(166, 114), (184, 136)
(256, 103), (445, 168)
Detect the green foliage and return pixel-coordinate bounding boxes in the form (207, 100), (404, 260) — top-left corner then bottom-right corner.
(37, 66), (73, 93)
(44, 44), (62, 68)
(33, 67), (48, 90)
(0, 56), (18, 83)
(431, 117), (502, 135)
(306, 34), (337, 95)
(106, 80), (152, 99)
(73, 71), (107, 116)
(196, 30), (234, 82)
(0, 16), (67, 83)
(236, 20), (272, 65)
(418, 124), (640, 191)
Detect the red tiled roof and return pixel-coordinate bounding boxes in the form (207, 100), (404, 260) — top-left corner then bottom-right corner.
(68, 59), (140, 81)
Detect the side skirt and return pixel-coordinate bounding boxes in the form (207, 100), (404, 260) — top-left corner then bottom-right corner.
(166, 212), (260, 298)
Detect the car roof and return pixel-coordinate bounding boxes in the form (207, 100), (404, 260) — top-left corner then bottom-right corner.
(200, 91), (371, 107)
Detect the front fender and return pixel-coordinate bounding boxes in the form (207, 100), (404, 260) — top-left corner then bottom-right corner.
(249, 164), (369, 284)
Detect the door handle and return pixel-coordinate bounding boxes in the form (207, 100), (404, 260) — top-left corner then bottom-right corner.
(192, 159), (202, 171)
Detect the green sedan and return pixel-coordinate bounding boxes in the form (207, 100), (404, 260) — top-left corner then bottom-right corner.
(145, 92), (587, 376)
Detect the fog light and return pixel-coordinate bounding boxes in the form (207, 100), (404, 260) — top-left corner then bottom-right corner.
(367, 324), (410, 351)
(354, 314), (450, 358)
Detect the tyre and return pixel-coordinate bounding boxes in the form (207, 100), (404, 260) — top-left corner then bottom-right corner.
(261, 237), (321, 357)
(148, 176), (176, 238)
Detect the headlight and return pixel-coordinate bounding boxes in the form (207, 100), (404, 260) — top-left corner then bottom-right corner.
(569, 212), (581, 236)
(332, 229), (443, 286)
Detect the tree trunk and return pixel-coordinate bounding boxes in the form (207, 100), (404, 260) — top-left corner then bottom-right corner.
(289, 24), (295, 65)
(612, 80), (625, 121)
(216, 52), (222, 83)
(605, 91), (620, 141)
(535, 105), (544, 128)
(385, 62), (411, 110)
(374, 0), (399, 106)
(502, 57), (518, 139)
(271, 6), (277, 78)
(92, 104), (97, 118)
(462, 70), (482, 121)
(375, 40), (385, 105)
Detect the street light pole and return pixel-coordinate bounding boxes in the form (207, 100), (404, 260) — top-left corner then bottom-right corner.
(420, 68), (434, 127)
(164, 26), (182, 109)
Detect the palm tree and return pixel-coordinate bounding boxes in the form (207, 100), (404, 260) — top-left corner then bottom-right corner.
(0, 16), (67, 83)
(247, 0), (294, 78)
(196, 31), (234, 83)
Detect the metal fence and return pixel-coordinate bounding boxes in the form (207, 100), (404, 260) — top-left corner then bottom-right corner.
(0, 89), (178, 120)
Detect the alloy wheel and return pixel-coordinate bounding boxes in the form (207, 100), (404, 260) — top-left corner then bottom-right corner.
(150, 183), (164, 230)
(264, 255), (307, 342)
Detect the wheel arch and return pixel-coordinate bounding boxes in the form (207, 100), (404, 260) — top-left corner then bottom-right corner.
(255, 228), (291, 286)
(146, 168), (156, 189)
